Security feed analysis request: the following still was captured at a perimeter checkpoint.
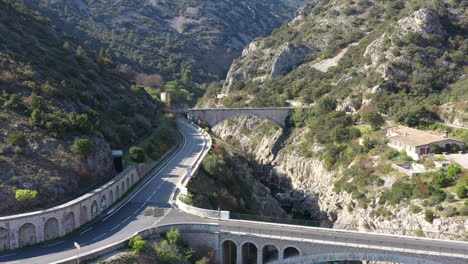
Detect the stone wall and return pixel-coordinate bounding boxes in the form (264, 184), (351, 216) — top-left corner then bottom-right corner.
(176, 197), (230, 219)
(0, 164), (147, 250)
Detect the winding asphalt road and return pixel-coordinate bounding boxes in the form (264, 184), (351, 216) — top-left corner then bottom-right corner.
(0, 119), (210, 264)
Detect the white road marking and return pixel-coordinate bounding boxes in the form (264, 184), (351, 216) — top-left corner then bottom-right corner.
(110, 224), (121, 231)
(43, 240), (64, 248)
(102, 129), (187, 221)
(91, 233), (107, 241)
(80, 227), (93, 235)
(0, 253), (16, 258)
(133, 208), (140, 215)
(123, 216), (131, 222)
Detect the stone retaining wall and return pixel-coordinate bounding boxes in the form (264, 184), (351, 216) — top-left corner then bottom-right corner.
(0, 138), (178, 251)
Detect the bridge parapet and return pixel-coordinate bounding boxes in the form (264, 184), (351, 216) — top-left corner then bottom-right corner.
(187, 107), (308, 128)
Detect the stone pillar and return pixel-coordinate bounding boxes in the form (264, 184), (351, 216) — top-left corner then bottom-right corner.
(236, 244), (242, 264)
(257, 250), (262, 264)
(278, 248), (284, 263)
(36, 220), (45, 243)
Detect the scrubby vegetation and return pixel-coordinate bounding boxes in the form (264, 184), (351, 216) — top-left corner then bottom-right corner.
(186, 138), (262, 214)
(124, 229), (215, 264)
(123, 115), (178, 167)
(0, 0), (172, 215)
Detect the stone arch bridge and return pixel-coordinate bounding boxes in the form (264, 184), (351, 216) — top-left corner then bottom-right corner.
(182, 108), (304, 128)
(153, 223), (468, 264)
(206, 224), (467, 264)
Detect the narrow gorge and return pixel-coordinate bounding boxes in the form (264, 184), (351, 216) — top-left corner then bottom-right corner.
(202, 116), (466, 241)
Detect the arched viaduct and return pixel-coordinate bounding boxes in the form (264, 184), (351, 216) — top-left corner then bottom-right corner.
(0, 162), (156, 250)
(186, 108), (302, 128)
(217, 232), (464, 264)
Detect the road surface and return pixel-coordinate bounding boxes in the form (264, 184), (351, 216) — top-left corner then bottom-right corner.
(0, 119), (209, 264)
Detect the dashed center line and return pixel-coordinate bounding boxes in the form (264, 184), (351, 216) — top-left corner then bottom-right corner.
(0, 253), (16, 258)
(110, 224), (121, 231)
(80, 227), (93, 235)
(43, 240), (64, 248)
(92, 233), (107, 241)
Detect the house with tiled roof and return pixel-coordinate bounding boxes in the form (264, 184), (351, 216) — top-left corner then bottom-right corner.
(386, 126), (465, 160)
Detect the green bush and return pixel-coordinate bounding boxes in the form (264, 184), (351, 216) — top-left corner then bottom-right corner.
(179, 193), (194, 205)
(128, 236), (146, 253)
(456, 184), (467, 199)
(154, 240), (182, 264)
(431, 188), (446, 203)
(166, 228), (183, 246)
(3, 94), (27, 114)
(7, 133), (26, 147)
(410, 205), (422, 214)
(71, 138), (93, 158)
(432, 172), (451, 188)
(447, 166), (462, 178)
(361, 111), (385, 131)
(15, 189), (38, 202)
(424, 209), (435, 223)
(130, 146), (145, 163)
(29, 93), (46, 110)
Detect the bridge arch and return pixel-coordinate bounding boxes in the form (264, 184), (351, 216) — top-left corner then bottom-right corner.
(241, 241), (258, 264)
(222, 239), (238, 264)
(18, 223), (36, 247)
(43, 217), (59, 241)
(64, 211), (75, 233)
(80, 205), (88, 225)
(121, 181), (125, 193)
(262, 244), (279, 263)
(0, 227), (9, 250)
(100, 195), (107, 210)
(109, 189), (114, 204)
(116, 185), (120, 200)
(91, 200), (99, 218)
(282, 246), (301, 260)
(126, 177), (130, 191)
(280, 252), (447, 264)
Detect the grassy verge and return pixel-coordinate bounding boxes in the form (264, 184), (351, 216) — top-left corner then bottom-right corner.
(123, 115), (177, 167)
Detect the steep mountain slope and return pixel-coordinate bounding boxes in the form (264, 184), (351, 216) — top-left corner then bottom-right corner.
(0, 0), (165, 215)
(24, 0), (306, 80)
(210, 0), (467, 127)
(199, 0), (468, 238)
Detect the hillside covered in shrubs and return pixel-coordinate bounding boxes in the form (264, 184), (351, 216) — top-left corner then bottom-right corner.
(0, 0), (168, 215)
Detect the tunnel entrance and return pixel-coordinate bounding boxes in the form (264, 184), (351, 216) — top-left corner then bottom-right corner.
(262, 245), (278, 263)
(242, 242), (258, 264)
(112, 150), (123, 172)
(222, 240), (237, 264)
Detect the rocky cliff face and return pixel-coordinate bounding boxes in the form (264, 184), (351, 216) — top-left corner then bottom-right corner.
(212, 116), (467, 239)
(213, 0), (466, 124)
